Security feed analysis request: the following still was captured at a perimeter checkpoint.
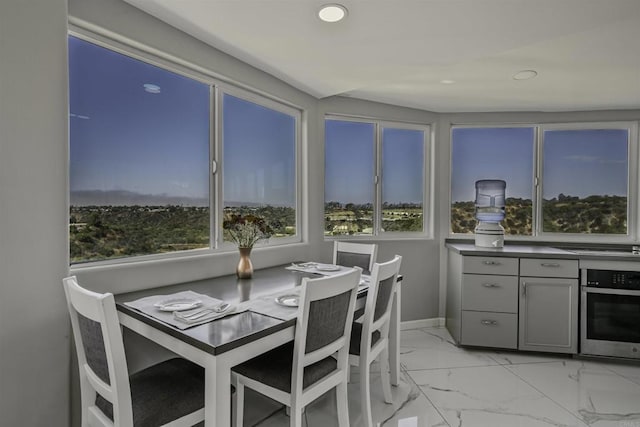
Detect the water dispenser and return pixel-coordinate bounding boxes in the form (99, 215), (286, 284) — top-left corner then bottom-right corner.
(474, 179), (505, 248)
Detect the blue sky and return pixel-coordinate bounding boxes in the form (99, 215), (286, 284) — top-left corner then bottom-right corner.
(451, 127), (628, 202)
(70, 37), (628, 208)
(222, 94), (295, 207)
(325, 120), (425, 205)
(69, 36), (210, 201)
(543, 129), (628, 199)
(69, 36), (295, 207)
(451, 127), (534, 202)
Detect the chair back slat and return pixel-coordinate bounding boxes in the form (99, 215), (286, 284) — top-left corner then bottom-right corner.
(305, 290), (352, 354)
(77, 313), (111, 385)
(333, 241), (378, 274)
(361, 256), (402, 352)
(336, 251), (371, 274)
(373, 275), (396, 322)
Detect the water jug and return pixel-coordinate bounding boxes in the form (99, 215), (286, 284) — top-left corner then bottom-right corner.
(475, 179), (506, 222)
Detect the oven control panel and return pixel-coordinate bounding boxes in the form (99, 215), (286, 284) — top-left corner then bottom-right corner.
(587, 269), (640, 290)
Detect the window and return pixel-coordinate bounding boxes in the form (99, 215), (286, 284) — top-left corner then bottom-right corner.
(451, 127), (534, 235)
(325, 120), (375, 236)
(69, 36), (210, 263)
(325, 117), (430, 237)
(222, 93), (298, 243)
(69, 35), (301, 264)
(541, 126), (630, 235)
(381, 127), (425, 233)
(450, 123), (636, 240)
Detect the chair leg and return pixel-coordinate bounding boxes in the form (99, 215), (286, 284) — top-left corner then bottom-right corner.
(380, 347), (393, 404)
(360, 360), (374, 427)
(289, 404), (304, 427)
(336, 381), (350, 427)
(235, 380), (245, 427)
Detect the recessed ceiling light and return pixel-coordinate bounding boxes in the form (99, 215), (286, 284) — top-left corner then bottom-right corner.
(440, 79), (456, 84)
(512, 70), (538, 81)
(318, 4), (348, 23)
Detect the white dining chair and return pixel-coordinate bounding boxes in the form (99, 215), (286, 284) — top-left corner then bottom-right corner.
(348, 255), (402, 427)
(63, 276), (205, 427)
(333, 241), (378, 275)
(232, 268), (361, 427)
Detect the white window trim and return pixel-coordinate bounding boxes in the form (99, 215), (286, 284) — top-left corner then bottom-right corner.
(68, 27), (304, 268)
(217, 85), (303, 250)
(449, 121), (640, 243)
(324, 115), (433, 240)
(536, 121), (638, 243)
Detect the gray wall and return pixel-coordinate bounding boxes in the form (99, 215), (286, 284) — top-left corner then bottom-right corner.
(0, 0), (70, 425)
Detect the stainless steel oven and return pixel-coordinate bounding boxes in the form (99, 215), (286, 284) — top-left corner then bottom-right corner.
(581, 269), (640, 359)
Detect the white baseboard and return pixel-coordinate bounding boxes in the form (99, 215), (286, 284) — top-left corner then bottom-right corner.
(400, 317), (445, 330)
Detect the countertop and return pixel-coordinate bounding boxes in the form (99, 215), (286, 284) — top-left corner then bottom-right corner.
(446, 243), (577, 259)
(446, 242), (640, 263)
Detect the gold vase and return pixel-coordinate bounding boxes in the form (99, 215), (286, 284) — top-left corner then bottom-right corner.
(236, 247), (253, 279)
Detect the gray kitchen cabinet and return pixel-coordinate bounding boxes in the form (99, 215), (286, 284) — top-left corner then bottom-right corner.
(447, 252), (518, 349)
(447, 247), (579, 354)
(519, 258), (579, 353)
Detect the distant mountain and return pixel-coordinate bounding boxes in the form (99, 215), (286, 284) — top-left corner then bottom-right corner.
(224, 200), (269, 208)
(70, 190), (208, 207)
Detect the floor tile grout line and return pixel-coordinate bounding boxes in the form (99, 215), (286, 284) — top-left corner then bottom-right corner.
(501, 363), (592, 427)
(402, 368), (452, 427)
(593, 361), (640, 388)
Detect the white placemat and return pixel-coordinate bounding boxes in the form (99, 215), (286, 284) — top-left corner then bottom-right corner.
(124, 290), (246, 330)
(237, 288), (301, 321)
(285, 262), (351, 276)
(238, 273), (370, 321)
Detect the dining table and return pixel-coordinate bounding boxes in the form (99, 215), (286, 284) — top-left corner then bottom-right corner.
(115, 263), (403, 427)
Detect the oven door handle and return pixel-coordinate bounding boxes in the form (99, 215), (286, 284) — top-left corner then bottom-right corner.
(582, 286), (640, 297)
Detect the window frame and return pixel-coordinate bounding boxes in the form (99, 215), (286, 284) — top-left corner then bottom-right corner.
(449, 121), (639, 243)
(68, 28), (303, 267)
(536, 121), (638, 243)
(324, 114), (432, 240)
(217, 84), (303, 250)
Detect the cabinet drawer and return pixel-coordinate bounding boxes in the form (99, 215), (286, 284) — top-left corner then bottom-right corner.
(519, 258), (578, 278)
(463, 256), (518, 276)
(462, 274), (518, 313)
(461, 311), (517, 349)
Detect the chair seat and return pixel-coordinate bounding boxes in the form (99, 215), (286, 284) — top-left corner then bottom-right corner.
(349, 322), (381, 356)
(96, 358), (204, 426)
(232, 342), (337, 393)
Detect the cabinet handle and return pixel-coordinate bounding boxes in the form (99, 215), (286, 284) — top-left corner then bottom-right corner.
(522, 281), (527, 296)
(482, 260), (501, 266)
(482, 283), (500, 288)
(540, 262), (560, 268)
(481, 320), (498, 326)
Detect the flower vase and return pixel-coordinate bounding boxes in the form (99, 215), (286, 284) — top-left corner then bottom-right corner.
(236, 247), (253, 279)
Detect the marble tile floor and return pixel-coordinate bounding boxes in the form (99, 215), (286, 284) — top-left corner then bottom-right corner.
(239, 327), (640, 427)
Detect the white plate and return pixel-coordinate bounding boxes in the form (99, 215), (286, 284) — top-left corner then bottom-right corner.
(154, 298), (202, 312)
(316, 264), (341, 272)
(275, 294), (299, 307)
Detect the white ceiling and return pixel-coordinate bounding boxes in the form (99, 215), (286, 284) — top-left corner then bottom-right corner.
(123, 0), (640, 113)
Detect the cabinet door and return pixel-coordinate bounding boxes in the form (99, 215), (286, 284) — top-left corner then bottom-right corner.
(519, 277), (578, 353)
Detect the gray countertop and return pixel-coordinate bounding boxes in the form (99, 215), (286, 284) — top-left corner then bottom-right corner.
(446, 243), (578, 259)
(446, 242), (640, 262)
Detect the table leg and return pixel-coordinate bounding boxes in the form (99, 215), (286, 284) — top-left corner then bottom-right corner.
(390, 284), (401, 386)
(215, 362), (232, 427)
(204, 357), (232, 427)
